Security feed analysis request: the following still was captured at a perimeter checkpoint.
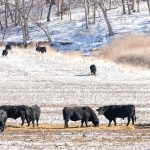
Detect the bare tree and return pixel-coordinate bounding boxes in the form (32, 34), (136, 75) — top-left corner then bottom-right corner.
(95, 0), (114, 35)
(47, 0), (55, 22)
(122, 0), (126, 14)
(147, 0), (150, 13)
(4, 0), (8, 28)
(30, 17), (51, 43)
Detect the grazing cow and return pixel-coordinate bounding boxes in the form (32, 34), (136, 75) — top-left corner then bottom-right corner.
(0, 110), (7, 132)
(2, 49), (8, 57)
(36, 46), (46, 53)
(5, 44), (11, 50)
(96, 105), (136, 126)
(0, 105), (30, 126)
(63, 106), (99, 128)
(26, 104), (41, 127)
(90, 64), (96, 75)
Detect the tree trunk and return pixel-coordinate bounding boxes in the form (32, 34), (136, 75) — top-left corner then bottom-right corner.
(4, 0), (8, 28)
(68, 0), (72, 22)
(93, 2), (96, 24)
(126, 0), (131, 15)
(57, 0), (62, 16)
(0, 21), (3, 30)
(99, 3), (114, 35)
(147, 0), (150, 13)
(122, 0), (126, 14)
(47, 0), (55, 22)
(136, 0), (140, 12)
(7, 2), (14, 23)
(14, 1), (18, 26)
(60, 0), (64, 20)
(83, 0), (90, 29)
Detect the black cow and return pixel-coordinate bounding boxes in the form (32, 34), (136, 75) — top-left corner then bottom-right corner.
(2, 50), (8, 57)
(63, 106), (99, 128)
(26, 104), (41, 127)
(90, 64), (96, 75)
(0, 110), (7, 132)
(36, 46), (46, 53)
(96, 105), (136, 126)
(5, 44), (11, 50)
(0, 105), (30, 126)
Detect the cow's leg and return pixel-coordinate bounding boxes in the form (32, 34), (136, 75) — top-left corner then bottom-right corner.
(25, 116), (30, 127)
(64, 120), (68, 128)
(131, 117), (134, 125)
(108, 120), (112, 126)
(21, 114), (25, 126)
(127, 117), (131, 126)
(113, 119), (117, 126)
(36, 119), (39, 126)
(85, 120), (88, 127)
(32, 120), (35, 127)
(2, 124), (4, 132)
(81, 120), (84, 127)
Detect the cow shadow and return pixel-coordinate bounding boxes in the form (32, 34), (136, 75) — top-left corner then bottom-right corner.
(51, 126), (92, 130)
(74, 74), (90, 77)
(135, 123), (150, 129)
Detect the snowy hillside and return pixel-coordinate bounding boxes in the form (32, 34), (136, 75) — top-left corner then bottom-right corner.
(0, 2), (150, 52)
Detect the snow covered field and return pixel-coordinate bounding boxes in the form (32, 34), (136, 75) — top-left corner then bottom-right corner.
(0, 47), (150, 149)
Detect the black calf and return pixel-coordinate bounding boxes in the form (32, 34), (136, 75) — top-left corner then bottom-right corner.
(2, 50), (8, 57)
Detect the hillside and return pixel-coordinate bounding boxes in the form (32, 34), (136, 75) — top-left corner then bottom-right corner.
(0, 1), (150, 52)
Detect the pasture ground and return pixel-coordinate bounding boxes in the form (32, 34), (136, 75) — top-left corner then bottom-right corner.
(0, 46), (150, 149)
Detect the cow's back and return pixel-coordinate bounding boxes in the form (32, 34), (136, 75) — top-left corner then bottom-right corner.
(0, 105), (29, 119)
(31, 105), (41, 118)
(63, 107), (84, 121)
(103, 105), (135, 119)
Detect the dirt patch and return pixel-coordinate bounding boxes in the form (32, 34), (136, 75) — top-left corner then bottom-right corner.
(0, 123), (150, 149)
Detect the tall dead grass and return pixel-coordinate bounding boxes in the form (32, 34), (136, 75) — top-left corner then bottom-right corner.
(93, 35), (150, 68)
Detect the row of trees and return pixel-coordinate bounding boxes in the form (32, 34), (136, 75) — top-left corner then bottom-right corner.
(0, 0), (149, 44)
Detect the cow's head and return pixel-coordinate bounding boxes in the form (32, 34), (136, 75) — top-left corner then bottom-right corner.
(96, 107), (104, 115)
(92, 118), (99, 126)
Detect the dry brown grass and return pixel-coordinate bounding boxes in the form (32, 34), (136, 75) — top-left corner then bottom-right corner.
(93, 35), (150, 68)
(6, 123), (136, 132)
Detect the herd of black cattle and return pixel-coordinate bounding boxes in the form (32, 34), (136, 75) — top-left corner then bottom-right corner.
(0, 44), (136, 132)
(0, 104), (136, 132)
(1, 43), (46, 57)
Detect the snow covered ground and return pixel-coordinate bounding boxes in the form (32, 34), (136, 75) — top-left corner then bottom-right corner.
(0, 47), (150, 149)
(0, 1), (150, 148)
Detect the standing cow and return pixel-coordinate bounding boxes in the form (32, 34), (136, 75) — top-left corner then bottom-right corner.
(5, 44), (11, 50)
(96, 105), (136, 126)
(26, 104), (41, 127)
(0, 110), (7, 132)
(63, 106), (99, 128)
(36, 43), (46, 53)
(2, 49), (8, 57)
(90, 64), (96, 75)
(0, 105), (30, 126)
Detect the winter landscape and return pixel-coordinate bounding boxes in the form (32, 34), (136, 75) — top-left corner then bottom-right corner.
(0, 0), (150, 149)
